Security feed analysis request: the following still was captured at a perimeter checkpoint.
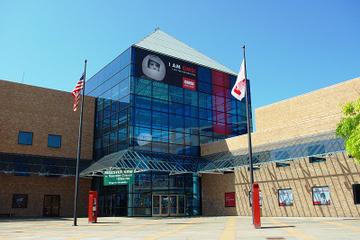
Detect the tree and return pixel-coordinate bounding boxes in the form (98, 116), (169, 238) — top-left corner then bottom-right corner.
(336, 98), (360, 163)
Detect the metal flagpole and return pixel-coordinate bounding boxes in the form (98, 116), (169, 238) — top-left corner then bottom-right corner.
(73, 60), (87, 226)
(243, 46), (255, 223)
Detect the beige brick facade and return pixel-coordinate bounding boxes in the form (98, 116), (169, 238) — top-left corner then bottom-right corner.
(0, 80), (95, 159)
(0, 174), (91, 217)
(0, 80), (95, 217)
(200, 77), (360, 217)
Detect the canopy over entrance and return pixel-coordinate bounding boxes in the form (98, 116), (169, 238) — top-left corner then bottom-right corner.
(80, 149), (202, 176)
(81, 131), (345, 176)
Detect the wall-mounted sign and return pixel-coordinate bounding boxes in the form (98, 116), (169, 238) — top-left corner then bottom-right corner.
(134, 47), (197, 91)
(278, 188), (293, 206)
(225, 192), (236, 207)
(103, 170), (134, 186)
(312, 186), (330, 205)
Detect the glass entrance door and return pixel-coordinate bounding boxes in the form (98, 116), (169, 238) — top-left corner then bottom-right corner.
(152, 194), (185, 216)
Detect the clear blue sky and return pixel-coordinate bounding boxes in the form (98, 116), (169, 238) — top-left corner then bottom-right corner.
(0, 0), (359, 109)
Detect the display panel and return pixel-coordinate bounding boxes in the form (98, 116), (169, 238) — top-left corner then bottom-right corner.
(225, 192), (236, 207)
(278, 188), (293, 206)
(134, 48), (197, 91)
(312, 186), (330, 205)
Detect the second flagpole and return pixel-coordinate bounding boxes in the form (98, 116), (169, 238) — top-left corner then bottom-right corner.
(243, 46), (255, 224)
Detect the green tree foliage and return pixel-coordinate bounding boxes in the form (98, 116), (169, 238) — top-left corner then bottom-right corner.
(336, 98), (360, 163)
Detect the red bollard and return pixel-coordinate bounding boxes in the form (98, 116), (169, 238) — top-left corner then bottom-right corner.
(252, 183), (261, 229)
(88, 191), (98, 223)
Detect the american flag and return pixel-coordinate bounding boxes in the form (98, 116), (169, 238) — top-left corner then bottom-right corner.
(72, 73), (85, 112)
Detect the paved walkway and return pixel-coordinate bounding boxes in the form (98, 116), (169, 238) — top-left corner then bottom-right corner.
(0, 216), (359, 240)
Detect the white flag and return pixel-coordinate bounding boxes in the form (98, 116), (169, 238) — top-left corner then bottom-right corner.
(231, 60), (246, 101)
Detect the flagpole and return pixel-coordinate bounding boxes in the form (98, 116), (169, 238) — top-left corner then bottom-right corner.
(73, 59), (87, 226)
(243, 46), (255, 223)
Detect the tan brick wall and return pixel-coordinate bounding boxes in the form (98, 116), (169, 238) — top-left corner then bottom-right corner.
(200, 77), (360, 217)
(201, 77), (360, 156)
(202, 153), (360, 217)
(0, 80), (95, 160)
(202, 173), (237, 216)
(0, 173), (91, 217)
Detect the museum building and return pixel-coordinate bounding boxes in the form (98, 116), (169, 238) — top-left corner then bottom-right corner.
(0, 29), (359, 218)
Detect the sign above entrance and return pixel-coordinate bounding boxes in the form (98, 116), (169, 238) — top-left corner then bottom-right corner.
(103, 170), (134, 186)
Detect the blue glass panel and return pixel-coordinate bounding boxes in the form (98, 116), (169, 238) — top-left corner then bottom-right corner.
(48, 134), (61, 148)
(169, 132), (184, 144)
(118, 127), (127, 141)
(152, 81), (168, 101)
(169, 102), (184, 116)
(134, 95), (151, 109)
(198, 92), (212, 109)
(119, 95), (130, 110)
(134, 108), (151, 128)
(119, 109), (127, 126)
(169, 114), (184, 132)
(198, 82), (212, 94)
(152, 142), (169, 153)
(184, 117), (199, 135)
(86, 47), (131, 95)
(184, 89), (198, 106)
(198, 108), (212, 121)
(134, 78), (152, 97)
(169, 144), (184, 155)
(152, 111), (168, 130)
(197, 66), (211, 84)
(110, 131), (117, 145)
(111, 113), (118, 128)
(152, 98), (168, 113)
(152, 129), (169, 143)
(184, 105), (198, 118)
(199, 119), (213, 137)
(169, 85), (183, 103)
(134, 127), (151, 140)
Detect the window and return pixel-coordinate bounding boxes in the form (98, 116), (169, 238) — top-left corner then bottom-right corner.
(48, 134), (61, 148)
(276, 162), (290, 167)
(278, 188), (293, 206)
(353, 184), (360, 204)
(12, 194), (28, 208)
(312, 186), (331, 205)
(18, 131), (33, 145)
(309, 156), (326, 163)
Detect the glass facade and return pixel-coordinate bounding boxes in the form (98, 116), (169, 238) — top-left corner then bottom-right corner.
(86, 46), (251, 216)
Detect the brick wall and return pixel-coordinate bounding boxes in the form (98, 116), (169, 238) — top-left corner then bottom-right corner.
(0, 80), (95, 160)
(202, 153), (360, 217)
(0, 174), (91, 217)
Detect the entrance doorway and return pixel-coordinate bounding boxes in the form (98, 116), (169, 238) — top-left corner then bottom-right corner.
(43, 195), (60, 217)
(152, 195), (185, 216)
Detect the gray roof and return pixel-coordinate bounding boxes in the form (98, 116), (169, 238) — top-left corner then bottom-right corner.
(133, 29), (237, 75)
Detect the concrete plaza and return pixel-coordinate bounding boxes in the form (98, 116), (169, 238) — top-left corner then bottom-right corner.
(0, 216), (359, 240)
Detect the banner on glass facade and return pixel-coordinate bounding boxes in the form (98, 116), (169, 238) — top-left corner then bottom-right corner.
(134, 47), (197, 91)
(103, 170), (134, 186)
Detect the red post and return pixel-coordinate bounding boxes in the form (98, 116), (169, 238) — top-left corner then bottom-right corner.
(88, 191), (98, 223)
(252, 183), (261, 229)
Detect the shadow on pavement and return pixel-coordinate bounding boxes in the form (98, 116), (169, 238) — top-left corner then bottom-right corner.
(261, 225), (295, 229)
